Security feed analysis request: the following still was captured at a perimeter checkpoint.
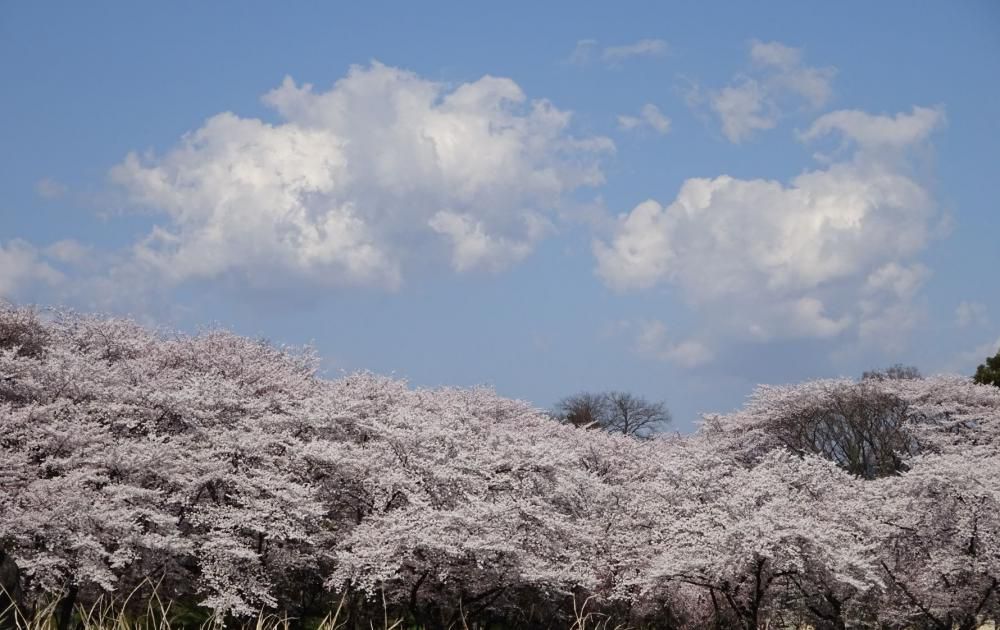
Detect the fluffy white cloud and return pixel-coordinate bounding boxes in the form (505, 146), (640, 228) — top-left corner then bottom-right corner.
(595, 106), (942, 344)
(592, 199), (672, 291)
(701, 40), (836, 143)
(748, 40), (801, 68)
(749, 40), (834, 107)
(427, 211), (544, 272)
(863, 262), (928, 301)
(618, 103), (671, 135)
(709, 79), (776, 143)
(634, 320), (713, 367)
(111, 62), (613, 288)
(595, 166), (933, 299)
(0, 240), (63, 298)
(800, 106), (944, 150)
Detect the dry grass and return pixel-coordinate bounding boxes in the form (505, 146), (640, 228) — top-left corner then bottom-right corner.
(1, 584), (437, 630)
(6, 586), (990, 630)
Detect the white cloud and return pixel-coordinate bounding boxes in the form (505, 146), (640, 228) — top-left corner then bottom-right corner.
(710, 79), (776, 143)
(800, 106), (944, 150)
(602, 38), (669, 62)
(857, 301), (923, 353)
(749, 40), (834, 107)
(35, 177), (67, 200)
(0, 240), (63, 298)
(634, 320), (713, 367)
(955, 301), (988, 328)
(617, 116), (641, 131)
(0, 239), (142, 312)
(857, 263), (929, 351)
(618, 103), (671, 135)
(863, 262), (928, 300)
(111, 62), (613, 289)
(595, 165), (933, 298)
(428, 211), (543, 272)
(568, 38), (668, 66)
(748, 40), (802, 68)
(594, 106), (942, 344)
(43, 239), (91, 264)
(593, 199), (672, 291)
(782, 297), (853, 339)
(703, 40), (836, 143)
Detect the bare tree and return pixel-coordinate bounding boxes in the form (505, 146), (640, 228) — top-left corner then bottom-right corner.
(555, 391), (670, 439)
(555, 392), (609, 429)
(741, 380), (916, 480)
(861, 364), (922, 381)
(604, 391), (671, 439)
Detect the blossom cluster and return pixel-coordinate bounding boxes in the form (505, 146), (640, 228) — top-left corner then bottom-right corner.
(0, 305), (997, 628)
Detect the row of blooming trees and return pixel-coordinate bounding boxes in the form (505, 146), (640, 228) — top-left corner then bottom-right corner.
(0, 303), (997, 629)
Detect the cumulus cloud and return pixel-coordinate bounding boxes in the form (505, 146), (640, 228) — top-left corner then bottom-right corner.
(708, 79), (777, 144)
(568, 38), (668, 66)
(749, 40), (834, 107)
(698, 40), (836, 143)
(857, 262), (930, 351)
(594, 166), (934, 299)
(618, 103), (671, 135)
(0, 238), (139, 312)
(428, 211), (543, 272)
(800, 105), (944, 150)
(592, 199), (672, 291)
(634, 319), (713, 367)
(111, 62), (613, 289)
(594, 106), (943, 345)
(0, 240), (64, 298)
(862, 262), (928, 300)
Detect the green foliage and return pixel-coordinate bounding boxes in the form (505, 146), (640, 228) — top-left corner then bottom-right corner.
(974, 349), (1000, 387)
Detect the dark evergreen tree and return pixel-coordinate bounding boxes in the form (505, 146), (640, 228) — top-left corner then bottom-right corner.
(974, 349), (1000, 387)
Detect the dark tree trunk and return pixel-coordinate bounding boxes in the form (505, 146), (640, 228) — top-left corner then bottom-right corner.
(0, 551), (20, 630)
(56, 585), (78, 630)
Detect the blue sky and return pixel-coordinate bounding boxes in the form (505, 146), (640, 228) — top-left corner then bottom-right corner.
(2, 1), (999, 430)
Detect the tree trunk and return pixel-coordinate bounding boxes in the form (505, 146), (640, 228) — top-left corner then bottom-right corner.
(0, 550), (21, 630)
(56, 585), (78, 630)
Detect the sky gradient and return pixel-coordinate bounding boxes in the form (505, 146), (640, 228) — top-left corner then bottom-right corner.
(2, 1), (999, 430)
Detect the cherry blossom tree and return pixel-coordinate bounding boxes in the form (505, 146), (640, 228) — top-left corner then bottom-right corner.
(635, 441), (883, 629)
(873, 451), (999, 628)
(0, 307), (328, 618)
(2, 302), (999, 628)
